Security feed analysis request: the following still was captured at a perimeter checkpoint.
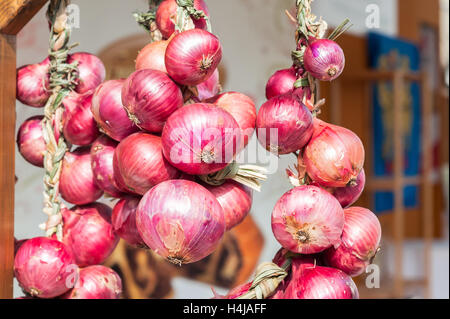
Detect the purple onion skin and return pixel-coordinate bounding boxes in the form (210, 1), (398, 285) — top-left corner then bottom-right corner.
(265, 67), (297, 100)
(16, 57), (51, 107)
(68, 52), (106, 94)
(112, 196), (146, 247)
(303, 39), (345, 81)
(17, 115), (46, 167)
(331, 168), (366, 208)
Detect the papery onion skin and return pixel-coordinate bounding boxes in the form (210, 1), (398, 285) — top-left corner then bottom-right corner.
(68, 52), (106, 93)
(136, 179), (225, 264)
(16, 115), (46, 167)
(60, 147), (104, 205)
(121, 69), (183, 132)
(14, 237), (77, 298)
(135, 40), (169, 73)
(323, 206), (382, 277)
(303, 38), (345, 82)
(225, 282), (252, 299)
(266, 67), (297, 100)
(161, 103), (241, 175)
(16, 57), (50, 107)
(197, 68), (220, 101)
(165, 29), (222, 86)
(112, 196), (146, 247)
(271, 185), (344, 254)
(256, 93), (313, 155)
(330, 168), (366, 208)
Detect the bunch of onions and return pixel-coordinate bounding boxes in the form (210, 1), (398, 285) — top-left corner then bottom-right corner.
(16, 57), (50, 107)
(329, 168), (366, 208)
(271, 185), (344, 254)
(197, 68), (220, 101)
(121, 69), (183, 132)
(16, 115), (46, 167)
(59, 147), (103, 205)
(112, 196), (146, 247)
(68, 52), (106, 93)
(113, 132), (180, 195)
(165, 29), (222, 86)
(136, 179), (225, 264)
(265, 67), (297, 100)
(135, 40), (169, 73)
(324, 207), (382, 277)
(303, 38), (345, 81)
(14, 237), (77, 298)
(161, 103), (241, 175)
(256, 93), (313, 155)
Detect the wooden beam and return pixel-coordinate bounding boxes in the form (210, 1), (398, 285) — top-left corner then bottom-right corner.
(0, 0), (48, 35)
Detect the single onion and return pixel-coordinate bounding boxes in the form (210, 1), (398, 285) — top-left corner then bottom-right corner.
(303, 119), (365, 187)
(135, 40), (169, 73)
(161, 103), (241, 175)
(60, 147), (103, 205)
(165, 29), (222, 86)
(91, 79), (138, 141)
(329, 168), (366, 208)
(16, 57), (50, 107)
(61, 265), (122, 299)
(14, 237), (77, 298)
(68, 52), (106, 93)
(323, 206), (382, 277)
(303, 38), (345, 81)
(271, 185), (344, 254)
(121, 69), (183, 132)
(113, 132), (180, 195)
(112, 196), (146, 247)
(16, 115), (46, 167)
(265, 67), (297, 100)
(61, 203), (119, 267)
(14, 237), (29, 256)
(256, 93), (313, 155)
(197, 68), (220, 101)
(136, 179), (225, 264)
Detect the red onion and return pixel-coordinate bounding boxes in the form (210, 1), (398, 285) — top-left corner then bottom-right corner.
(156, 0), (209, 39)
(14, 238), (29, 256)
(16, 57), (50, 107)
(256, 93), (313, 155)
(68, 52), (106, 93)
(135, 40), (169, 73)
(271, 185), (344, 254)
(14, 237), (77, 298)
(136, 179), (225, 264)
(324, 206), (382, 277)
(60, 147), (104, 205)
(112, 196), (146, 247)
(165, 29), (222, 86)
(16, 115), (46, 167)
(330, 168), (366, 208)
(121, 69), (183, 132)
(91, 79), (139, 141)
(113, 132), (180, 195)
(303, 119), (365, 187)
(225, 282), (252, 299)
(303, 38), (345, 81)
(265, 67), (297, 100)
(161, 103), (241, 175)
(61, 203), (119, 267)
(61, 265), (122, 299)
(197, 68), (220, 101)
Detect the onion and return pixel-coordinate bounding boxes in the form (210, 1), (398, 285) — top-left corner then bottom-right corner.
(324, 206), (381, 277)
(61, 265), (122, 299)
(197, 68), (220, 101)
(16, 115), (46, 167)
(135, 40), (169, 73)
(303, 38), (345, 81)
(113, 132), (180, 195)
(165, 29), (222, 86)
(61, 203), (119, 267)
(91, 79), (139, 141)
(14, 237), (77, 298)
(60, 147), (104, 205)
(329, 168), (366, 208)
(225, 283), (252, 299)
(265, 67), (297, 100)
(16, 57), (50, 107)
(303, 119), (365, 187)
(111, 196), (146, 247)
(256, 93), (313, 155)
(68, 52), (106, 93)
(156, 0), (209, 39)
(136, 179), (225, 264)
(271, 185), (344, 254)
(121, 69), (183, 132)
(90, 135), (123, 198)
(161, 103), (241, 175)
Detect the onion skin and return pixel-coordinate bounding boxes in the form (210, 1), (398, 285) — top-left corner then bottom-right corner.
(330, 168), (366, 208)
(16, 57), (50, 107)
(136, 179), (225, 264)
(121, 69), (183, 132)
(113, 132), (180, 195)
(14, 237), (77, 298)
(161, 103), (242, 175)
(135, 40), (169, 73)
(324, 207), (382, 277)
(271, 185), (344, 254)
(256, 93), (313, 155)
(226, 282), (252, 299)
(197, 68), (220, 101)
(16, 115), (46, 167)
(265, 67), (297, 100)
(112, 196), (146, 247)
(303, 38), (345, 81)
(165, 29), (222, 86)
(68, 52), (106, 93)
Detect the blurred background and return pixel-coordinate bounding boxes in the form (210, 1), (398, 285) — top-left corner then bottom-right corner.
(13, 0), (449, 299)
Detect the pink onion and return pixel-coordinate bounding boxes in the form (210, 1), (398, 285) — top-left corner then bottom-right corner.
(165, 29), (222, 86)
(121, 69), (183, 132)
(161, 103), (241, 175)
(68, 52), (106, 93)
(225, 283), (252, 299)
(197, 68), (220, 101)
(324, 206), (382, 277)
(14, 237), (77, 298)
(136, 179), (225, 264)
(330, 168), (366, 208)
(16, 57), (50, 107)
(16, 115), (46, 167)
(60, 147), (103, 205)
(112, 196), (146, 247)
(135, 40), (169, 73)
(265, 67), (297, 100)
(303, 38), (345, 81)
(113, 132), (180, 195)
(271, 185), (344, 254)
(256, 93), (313, 155)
